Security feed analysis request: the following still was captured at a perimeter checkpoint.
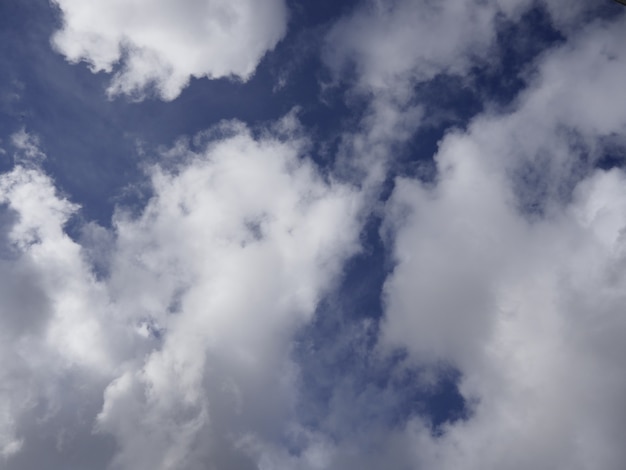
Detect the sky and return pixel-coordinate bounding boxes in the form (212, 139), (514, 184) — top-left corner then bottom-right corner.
(1, 0), (626, 469)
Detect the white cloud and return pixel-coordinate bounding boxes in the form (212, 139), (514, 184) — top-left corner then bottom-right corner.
(322, 0), (513, 192)
(324, 0), (604, 96)
(325, 0), (500, 94)
(0, 159), (113, 466)
(322, 0), (610, 190)
(382, 15), (626, 470)
(97, 120), (362, 469)
(4, 1), (625, 468)
(0, 123), (363, 469)
(50, 0), (288, 100)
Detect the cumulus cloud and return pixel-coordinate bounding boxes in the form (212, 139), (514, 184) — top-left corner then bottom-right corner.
(5, 0), (626, 468)
(381, 14), (626, 470)
(0, 123), (362, 469)
(98, 120), (362, 469)
(50, 0), (288, 100)
(10, 130), (46, 166)
(322, 0), (609, 185)
(324, 0), (604, 95)
(325, 0), (499, 94)
(323, 0), (508, 189)
(0, 161), (113, 465)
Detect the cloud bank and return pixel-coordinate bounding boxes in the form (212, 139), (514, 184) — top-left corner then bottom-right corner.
(51, 0), (288, 100)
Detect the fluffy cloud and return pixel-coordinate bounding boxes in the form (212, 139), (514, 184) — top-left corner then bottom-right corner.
(0, 121), (362, 469)
(323, 0), (508, 190)
(98, 120), (362, 469)
(324, 0), (602, 95)
(5, 0), (626, 468)
(325, 0), (499, 93)
(382, 14), (626, 470)
(322, 0), (607, 187)
(0, 162), (113, 465)
(50, 0), (288, 100)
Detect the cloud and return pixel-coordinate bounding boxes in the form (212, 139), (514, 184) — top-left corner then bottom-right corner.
(325, 0), (500, 94)
(5, 1), (626, 469)
(0, 161), (112, 465)
(322, 0), (513, 190)
(50, 0), (288, 100)
(322, 0), (611, 186)
(0, 124), (363, 469)
(381, 14), (626, 469)
(98, 119), (362, 469)
(10, 130), (46, 166)
(324, 0), (604, 95)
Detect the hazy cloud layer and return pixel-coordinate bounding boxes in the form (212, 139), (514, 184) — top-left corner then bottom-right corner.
(51, 0), (288, 100)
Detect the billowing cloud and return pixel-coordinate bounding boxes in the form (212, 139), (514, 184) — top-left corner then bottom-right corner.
(322, 0), (608, 187)
(3, 0), (626, 468)
(0, 121), (362, 469)
(323, 0), (509, 189)
(0, 162), (112, 465)
(325, 0), (499, 93)
(98, 119), (362, 469)
(382, 14), (626, 469)
(50, 0), (288, 100)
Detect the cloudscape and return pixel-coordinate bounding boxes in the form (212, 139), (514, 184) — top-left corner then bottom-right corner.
(1, 1), (626, 469)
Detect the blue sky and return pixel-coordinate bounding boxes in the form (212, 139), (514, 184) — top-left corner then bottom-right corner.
(1, 1), (626, 469)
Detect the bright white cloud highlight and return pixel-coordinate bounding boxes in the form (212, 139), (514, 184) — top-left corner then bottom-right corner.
(51, 0), (288, 100)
